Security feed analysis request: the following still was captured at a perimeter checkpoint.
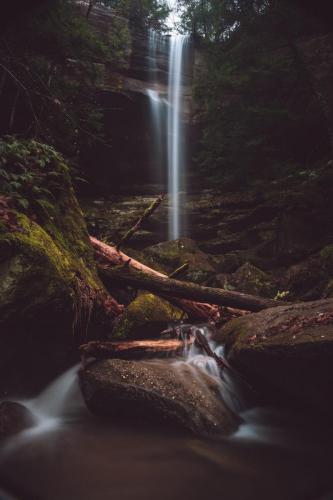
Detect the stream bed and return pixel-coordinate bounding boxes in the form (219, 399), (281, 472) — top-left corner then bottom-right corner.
(1, 357), (333, 500)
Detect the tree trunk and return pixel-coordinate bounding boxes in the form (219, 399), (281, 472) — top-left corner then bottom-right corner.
(100, 265), (283, 312)
(86, 0), (95, 18)
(9, 87), (20, 131)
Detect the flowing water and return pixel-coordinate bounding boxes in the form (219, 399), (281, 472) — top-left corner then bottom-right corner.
(167, 34), (189, 240)
(147, 31), (189, 240)
(1, 327), (333, 500)
(147, 30), (166, 185)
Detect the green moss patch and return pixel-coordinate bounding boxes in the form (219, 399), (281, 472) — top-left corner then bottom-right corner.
(113, 292), (185, 340)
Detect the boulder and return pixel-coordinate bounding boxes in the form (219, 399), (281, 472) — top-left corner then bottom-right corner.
(112, 292), (186, 339)
(220, 262), (278, 298)
(0, 401), (35, 439)
(145, 238), (216, 284)
(218, 299), (333, 416)
(0, 139), (121, 396)
(281, 245), (333, 301)
(79, 358), (239, 435)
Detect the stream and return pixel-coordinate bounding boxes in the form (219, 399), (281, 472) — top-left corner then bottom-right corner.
(1, 328), (333, 500)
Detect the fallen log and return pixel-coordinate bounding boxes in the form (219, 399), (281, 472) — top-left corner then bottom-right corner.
(90, 236), (220, 321)
(79, 338), (192, 367)
(100, 265), (283, 312)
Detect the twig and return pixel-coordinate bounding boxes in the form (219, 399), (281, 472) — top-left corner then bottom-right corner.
(168, 261), (189, 279)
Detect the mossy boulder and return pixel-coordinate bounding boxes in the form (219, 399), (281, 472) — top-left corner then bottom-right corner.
(145, 238), (216, 284)
(218, 298), (333, 416)
(0, 213), (99, 329)
(0, 139), (119, 395)
(112, 292), (185, 339)
(218, 262), (278, 298)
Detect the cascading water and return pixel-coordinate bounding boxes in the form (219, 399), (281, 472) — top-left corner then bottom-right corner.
(147, 30), (189, 239)
(4, 364), (83, 450)
(172, 323), (252, 415)
(147, 30), (165, 184)
(167, 34), (189, 240)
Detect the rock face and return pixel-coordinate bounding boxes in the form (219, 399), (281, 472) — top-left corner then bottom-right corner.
(0, 401), (35, 439)
(80, 359), (239, 435)
(218, 299), (333, 416)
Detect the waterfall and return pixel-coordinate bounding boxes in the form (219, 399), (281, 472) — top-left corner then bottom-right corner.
(147, 30), (189, 239)
(167, 34), (189, 240)
(147, 30), (165, 185)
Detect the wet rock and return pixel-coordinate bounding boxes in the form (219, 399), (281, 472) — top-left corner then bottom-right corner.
(224, 205), (279, 233)
(221, 262), (278, 298)
(211, 253), (245, 274)
(112, 292), (186, 339)
(79, 359), (239, 435)
(275, 206), (328, 264)
(219, 298), (333, 416)
(0, 401), (35, 439)
(281, 245), (333, 301)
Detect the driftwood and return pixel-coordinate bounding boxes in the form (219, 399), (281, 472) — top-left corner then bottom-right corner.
(116, 194), (165, 250)
(100, 265), (283, 312)
(90, 236), (221, 321)
(79, 338), (192, 367)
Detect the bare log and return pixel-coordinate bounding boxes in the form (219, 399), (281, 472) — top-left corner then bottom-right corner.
(90, 236), (220, 321)
(116, 194), (165, 250)
(79, 338), (191, 367)
(100, 265), (283, 313)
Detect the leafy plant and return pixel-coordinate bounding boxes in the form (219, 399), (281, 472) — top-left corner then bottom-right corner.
(0, 136), (68, 215)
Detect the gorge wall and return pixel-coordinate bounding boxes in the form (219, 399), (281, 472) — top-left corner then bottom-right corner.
(77, 1), (194, 194)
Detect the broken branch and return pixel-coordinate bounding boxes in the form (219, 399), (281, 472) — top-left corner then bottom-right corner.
(116, 194), (165, 250)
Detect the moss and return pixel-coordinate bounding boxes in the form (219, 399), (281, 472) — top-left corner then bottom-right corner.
(0, 149), (104, 333)
(113, 292), (185, 340)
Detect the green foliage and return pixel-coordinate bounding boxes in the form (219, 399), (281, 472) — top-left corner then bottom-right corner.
(0, 0), (132, 159)
(0, 136), (68, 215)
(186, 0), (331, 186)
(106, 0), (170, 31)
(274, 290), (290, 300)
